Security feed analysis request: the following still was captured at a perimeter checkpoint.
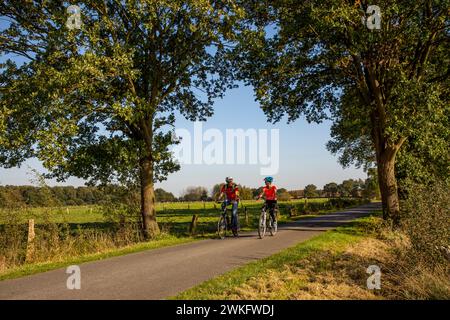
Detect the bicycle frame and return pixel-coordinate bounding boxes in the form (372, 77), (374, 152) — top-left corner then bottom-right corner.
(217, 201), (238, 239)
(258, 202), (277, 238)
(221, 204), (230, 224)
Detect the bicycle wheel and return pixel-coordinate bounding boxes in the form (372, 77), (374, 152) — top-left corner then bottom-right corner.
(217, 214), (226, 239)
(273, 209), (278, 235)
(258, 210), (266, 239)
(269, 215), (277, 236)
(231, 215), (239, 237)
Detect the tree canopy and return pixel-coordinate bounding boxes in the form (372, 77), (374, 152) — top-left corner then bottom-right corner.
(235, 0), (449, 221)
(304, 184), (318, 197)
(1, 1), (447, 227)
(0, 1), (244, 236)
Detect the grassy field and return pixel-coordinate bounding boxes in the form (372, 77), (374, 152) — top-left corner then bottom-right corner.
(0, 198), (329, 224)
(0, 198), (333, 237)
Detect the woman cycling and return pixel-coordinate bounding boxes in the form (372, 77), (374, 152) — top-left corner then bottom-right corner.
(256, 176), (278, 227)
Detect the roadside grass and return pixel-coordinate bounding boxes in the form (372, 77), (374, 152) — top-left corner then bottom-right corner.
(173, 215), (380, 300)
(0, 233), (197, 281)
(174, 209), (450, 300)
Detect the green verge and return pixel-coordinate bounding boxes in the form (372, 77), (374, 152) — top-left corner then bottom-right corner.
(0, 234), (198, 281)
(172, 214), (380, 300)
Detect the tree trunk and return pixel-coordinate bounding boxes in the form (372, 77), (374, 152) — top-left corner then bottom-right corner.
(364, 65), (405, 225)
(376, 148), (401, 224)
(140, 157), (160, 238)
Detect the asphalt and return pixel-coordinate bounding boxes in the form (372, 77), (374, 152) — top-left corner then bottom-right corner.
(0, 202), (381, 300)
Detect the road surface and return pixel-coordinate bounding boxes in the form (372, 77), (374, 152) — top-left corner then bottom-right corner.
(0, 202), (380, 300)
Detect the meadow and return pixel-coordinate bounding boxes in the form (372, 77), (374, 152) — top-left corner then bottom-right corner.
(0, 198), (332, 231)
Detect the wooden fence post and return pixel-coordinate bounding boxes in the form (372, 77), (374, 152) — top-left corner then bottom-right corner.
(26, 219), (35, 263)
(289, 206), (297, 217)
(189, 214), (198, 235)
(0, 255), (5, 273)
(244, 207), (248, 225)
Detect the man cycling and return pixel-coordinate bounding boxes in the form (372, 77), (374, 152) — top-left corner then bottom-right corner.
(256, 176), (278, 228)
(217, 177), (240, 233)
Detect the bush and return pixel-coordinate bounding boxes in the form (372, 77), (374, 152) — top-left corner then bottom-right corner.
(328, 198), (368, 209)
(0, 207), (28, 270)
(307, 202), (322, 213)
(400, 179), (450, 265)
(284, 198), (367, 216)
(366, 210), (450, 299)
(277, 191), (292, 201)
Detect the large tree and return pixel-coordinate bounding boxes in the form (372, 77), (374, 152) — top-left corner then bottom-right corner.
(154, 188), (176, 202)
(363, 168), (381, 199)
(323, 182), (339, 197)
(236, 0), (449, 222)
(182, 186), (209, 202)
(0, 1), (243, 236)
(339, 179), (359, 197)
(304, 184), (318, 197)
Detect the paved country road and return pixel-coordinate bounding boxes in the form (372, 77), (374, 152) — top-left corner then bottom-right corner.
(0, 203), (381, 300)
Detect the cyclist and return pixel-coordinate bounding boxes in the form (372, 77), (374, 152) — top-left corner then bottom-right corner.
(256, 176), (278, 228)
(217, 177), (240, 232)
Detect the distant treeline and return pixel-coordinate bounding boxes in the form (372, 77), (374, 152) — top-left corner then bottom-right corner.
(0, 175), (379, 208)
(0, 185), (177, 208)
(0, 185), (130, 207)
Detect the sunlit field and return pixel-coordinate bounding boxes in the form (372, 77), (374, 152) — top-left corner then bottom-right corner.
(0, 198), (330, 225)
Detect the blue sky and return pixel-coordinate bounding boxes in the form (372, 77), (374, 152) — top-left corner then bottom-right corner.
(157, 85), (366, 195)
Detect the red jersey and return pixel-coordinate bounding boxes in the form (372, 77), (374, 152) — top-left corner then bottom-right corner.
(263, 185), (277, 200)
(221, 184), (239, 200)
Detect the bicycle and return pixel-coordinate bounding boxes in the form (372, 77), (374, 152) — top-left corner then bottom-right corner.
(217, 201), (239, 239)
(258, 203), (278, 239)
